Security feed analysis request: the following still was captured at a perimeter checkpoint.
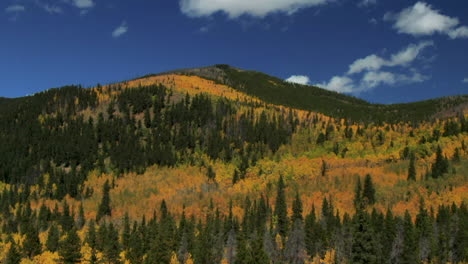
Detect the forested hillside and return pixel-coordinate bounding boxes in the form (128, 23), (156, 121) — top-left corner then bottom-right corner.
(0, 68), (467, 264)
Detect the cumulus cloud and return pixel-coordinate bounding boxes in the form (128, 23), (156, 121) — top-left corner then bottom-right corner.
(348, 55), (387, 75)
(317, 76), (355, 93)
(361, 71), (428, 89)
(347, 41), (433, 74)
(463, 78), (468, 83)
(448, 26), (468, 39)
(112, 21), (128, 38)
(286, 75), (310, 85)
(316, 41), (432, 93)
(5, 5), (25, 12)
(384, 2), (468, 39)
(179, 0), (330, 18)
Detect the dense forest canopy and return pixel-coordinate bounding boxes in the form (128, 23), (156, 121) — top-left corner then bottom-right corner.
(0, 68), (467, 263)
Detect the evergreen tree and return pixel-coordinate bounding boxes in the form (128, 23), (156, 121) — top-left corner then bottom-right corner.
(275, 175), (288, 237)
(401, 211), (418, 264)
(103, 222), (121, 264)
(207, 166), (216, 182)
(321, 160), (327, 177)
(452, 147), (461, 163)
(305, 205), (317, 258)
(431, 146), (449, 178)
(5, 241), (21, 264)
(85, 220), (97, 249)
(22, 225), (42, 258)
(415, 199), (433, 262)
(59, 228), (82, 264)
(292, 192), (303, 222)
(363, 174), (376, 205)
(122, 213), (131, 251)
(408, 153), (416, 181)
(316, 132), (326, 145)
(351, 209), (378, 264)
(96, 180), (112, 222)
(61, 200), (75, 230)
(250, 235), (270, 264)
(234, 234), (249, 264)
(232, 169), (240, 185)
(354, 177), (362, 208)
(46, 223), (60, 252)
(77, 203), (86, 229)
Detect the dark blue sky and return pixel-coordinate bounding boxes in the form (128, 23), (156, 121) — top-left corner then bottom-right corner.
(2, 0), (467, 103)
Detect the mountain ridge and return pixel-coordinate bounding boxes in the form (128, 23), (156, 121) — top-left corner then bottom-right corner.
(1, 64), (467, 123)
(131, 64), (468, 123)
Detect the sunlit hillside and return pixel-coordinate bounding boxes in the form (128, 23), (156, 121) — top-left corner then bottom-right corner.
(0, 66), (467, 264)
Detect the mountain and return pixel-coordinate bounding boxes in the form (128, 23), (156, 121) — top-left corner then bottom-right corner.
(142, 64), (468, 123)
(0, 65), (467, 263)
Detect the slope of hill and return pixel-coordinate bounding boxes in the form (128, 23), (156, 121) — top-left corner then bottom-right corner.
(0, 66), (467, 264)
(144, 64), (468, 123)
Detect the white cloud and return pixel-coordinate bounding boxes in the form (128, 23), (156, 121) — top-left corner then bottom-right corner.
(73, 0), (94, 9)
(317, 41), (432, 93)
(361, 71), (396, 88)
(286, 75), (310, 85)
(389, 41), (433, 66)
(463, 78), (468, 83)
(348, 55), (387, 75)
(5, 5), (25, 12)
(384, 2), (468, 39)
(112, 21), (128, 38)
(317, 76), (355, 93)
(361, 71), (427, 89)
(319, 71), (428, 94)
(448, 26), (468, 39)
(179, 0), (330, 18)
(347, 41), (433, 74)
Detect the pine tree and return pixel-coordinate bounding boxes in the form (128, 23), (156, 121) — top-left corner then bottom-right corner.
(316, 132), (326, 145)
(122, 213), (131, 251)
(22, 225), (42, 258)
(354, 177), (362, 208)
(234, 234), (249, 264)
(363, 174), (376, 205)
(408, 154), (416, 181)
(77, 203), (86, 229)
(351, 209), (378, 264)
(250, 235), (270, 264)
(96, 180), (112, 222)
(46, 223), (60, 252)
(103, 222), (121, 264)
(61, 200), (75, 230)
(401, 211), (418, 264)
(452, 147), (461, 162)
(305, 205), (317, 258)
(321, 160), (327, 177)
(275, 175), (288, 237)
(232, 169), (240, 185)
(85, 220), (97, 249)
(432, 146), (449, 178)
(5, 241), (21, 264)
(207, 166), (216, 182)
(292, 192), (303, 222)
(59, 228), (82, 264)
